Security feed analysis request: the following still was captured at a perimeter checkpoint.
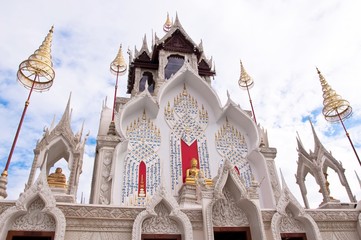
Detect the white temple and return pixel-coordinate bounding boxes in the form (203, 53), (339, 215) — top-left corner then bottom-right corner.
(0, 14), (360, 240)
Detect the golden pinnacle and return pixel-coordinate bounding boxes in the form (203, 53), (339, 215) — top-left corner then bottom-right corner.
(17, 26), (55, 92)
(163, 12), (173, 32)
(238, 60), (254, 89)
(110, 44), (127, 75)
(316, 68), (352, 122)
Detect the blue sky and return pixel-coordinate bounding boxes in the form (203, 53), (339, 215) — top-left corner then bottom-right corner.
(1, 0), (361, 207)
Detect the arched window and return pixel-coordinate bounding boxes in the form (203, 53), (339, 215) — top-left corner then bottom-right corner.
(138, 161), (146, 196)
(164, 55), (184, 80)
(139, 72), (155, 93)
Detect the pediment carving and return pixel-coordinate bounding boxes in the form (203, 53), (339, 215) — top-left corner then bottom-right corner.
(212, 188), (249, 227)
(142, 202), (180, 234)
(163, 30), (195, 54)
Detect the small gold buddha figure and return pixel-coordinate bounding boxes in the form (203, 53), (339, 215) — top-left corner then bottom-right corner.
(138, 175), (146, 198)
(185, 158), (212, 186)
(47, 167), (67, 188)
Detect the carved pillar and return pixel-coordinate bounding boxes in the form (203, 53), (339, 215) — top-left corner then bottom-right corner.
(25, 149), (41, 191)
(296, 176), (310, 209)
(260, 147), (280, 203)
(90, 135), (119, 204)
(200, 188), (213, 240)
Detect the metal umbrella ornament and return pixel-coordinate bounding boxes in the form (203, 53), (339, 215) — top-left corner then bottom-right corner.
(316, 67), (360, 166)
(0, 26), (55, 199)
(163, 13), (173, 32)
(108, 45), (127, 135)
(238, 60), (257, 125)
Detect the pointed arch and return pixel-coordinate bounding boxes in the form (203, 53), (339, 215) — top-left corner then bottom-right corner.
(132, 187), (193, 240)
(0, 173), (66, 240)
(205, 160), (265, 240)
(138, 161), (146, 195)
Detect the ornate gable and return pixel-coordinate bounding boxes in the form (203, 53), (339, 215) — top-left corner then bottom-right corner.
(162, 29), (199, 55)
(136, 51), (151, 62)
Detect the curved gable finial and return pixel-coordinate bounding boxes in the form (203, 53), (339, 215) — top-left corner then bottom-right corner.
(132, 187), (193, 240)
(0, 170), (66, 240)
(214, 159), (248, 200)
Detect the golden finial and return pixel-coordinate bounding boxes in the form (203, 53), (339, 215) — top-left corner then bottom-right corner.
(316, 68), (352, 122)
(17, 26), (55, 91)
(316, 67), (360, 166)
(238, 60), (257, 125)
(142, 109), (146, 120)
(163, 13), (172, 32)
(110, 44), (127, 76)
(238, 60), (254, 89)
(182, 83), (187, 96)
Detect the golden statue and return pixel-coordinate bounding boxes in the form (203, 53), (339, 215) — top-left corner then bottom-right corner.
(138, 175), (146, 197)
(185, 158), (212, 185)
(47, 167), (67, 188)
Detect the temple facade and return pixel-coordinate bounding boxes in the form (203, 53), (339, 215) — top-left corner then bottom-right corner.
(0, 15), (360, 240)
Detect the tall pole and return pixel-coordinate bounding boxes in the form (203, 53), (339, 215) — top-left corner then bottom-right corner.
(3, 75), (37, 174)
(238, 60), (257, 125)
(336, 110), (361, 166)
(108, 45), (127, 135)
(111, 66), (120, 122)
(316, 68), (360, 167)
(245, 83), (257, 125)
(0, 26), (55, 199)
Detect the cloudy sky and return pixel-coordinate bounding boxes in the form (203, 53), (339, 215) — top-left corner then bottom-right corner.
(1, 0), (361, 208)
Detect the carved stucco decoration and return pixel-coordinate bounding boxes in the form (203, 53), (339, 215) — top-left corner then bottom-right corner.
(132, 187), (193, 240)
(142, 202), (180, 234)
(99, 150), (113, 205)
(205, 159), (266, 240)
(26, 97), (87, 201)
(0, 172), (66, 240)
(212, 188), (249, 227)
(266, 159), (281, 201)
(271, 172), (322, 240)
(279, 209), (305, 233)
(57, 204), (142, 219)
(12, 198), (56, 231)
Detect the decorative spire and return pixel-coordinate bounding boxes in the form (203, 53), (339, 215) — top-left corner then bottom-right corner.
(238, 60), (257, 125)
(17, 26), (55, 92)
(316, 67), (360, 166)
(109, 45), (127, 135)
(110, 45), (127, 76)
(317, 68), (352, 122)
(163, 12), (172, 32)
(238, 60), (254, 89)
(1, 27), (56, 199)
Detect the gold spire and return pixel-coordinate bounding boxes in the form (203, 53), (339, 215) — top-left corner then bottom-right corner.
(110, 45), (127, 75)
(163, 13), (172, 32)
(316, 68), (352, 122)
(17, 26), (55, 92)
(238, 60), (254, 89)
